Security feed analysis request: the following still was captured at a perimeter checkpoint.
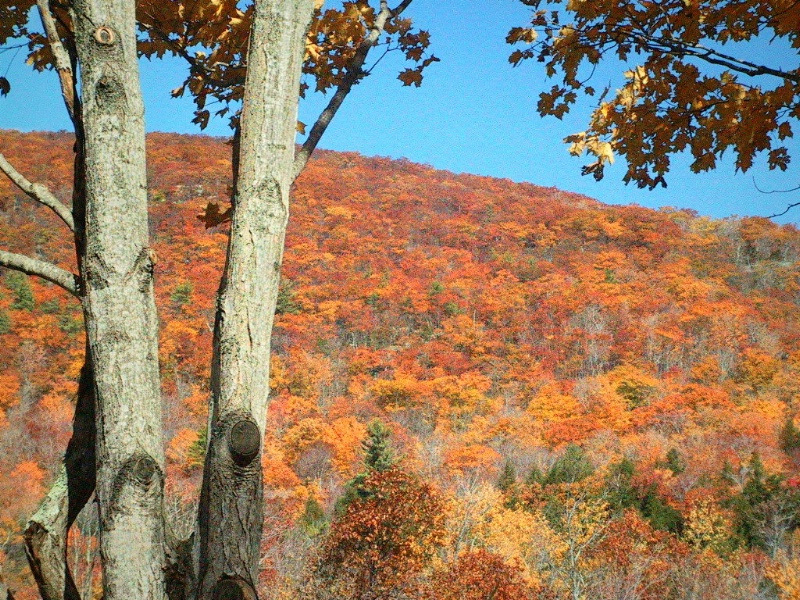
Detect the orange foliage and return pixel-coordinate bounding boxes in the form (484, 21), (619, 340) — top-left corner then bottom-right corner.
(427, 550), (536, 600)
(2, 131), (800, 597)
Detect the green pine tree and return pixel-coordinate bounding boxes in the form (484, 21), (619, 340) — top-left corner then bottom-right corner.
(299, 494), (327, 537)
(497, 460), (517, 492)
(664, 448), (685, 475)
(606, 457), (638, 512)
(779, 417), (800, 452)
(6, 271), (34, 311)
(525, 465), (543, 486)
(641, 488), (683, 533)
(544, 444), (594, 486)
(362, 419), (397, 473)
(335, 420), (399, 515)
(0, 309), (10, 335)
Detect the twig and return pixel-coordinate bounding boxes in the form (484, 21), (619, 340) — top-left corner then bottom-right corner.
(767, 201), (800, 218)
(293, 0), (414, 180)
(752, 176), (800, 218)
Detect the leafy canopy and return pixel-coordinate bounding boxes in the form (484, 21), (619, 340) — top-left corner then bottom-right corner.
(1, 1), (437, 129)
(509, 0), (800, 188)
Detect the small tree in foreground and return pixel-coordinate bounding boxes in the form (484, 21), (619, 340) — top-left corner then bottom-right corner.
(311, 467), (447, 600)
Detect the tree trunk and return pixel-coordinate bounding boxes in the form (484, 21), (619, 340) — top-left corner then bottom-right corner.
(195, 1), (315, 598)
(24, 353), (95, 600)
(72, 0), (166, 598)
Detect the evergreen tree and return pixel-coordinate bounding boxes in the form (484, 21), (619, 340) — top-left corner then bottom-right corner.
(664, 448), (685, 475)
(6, 271), (33, 311)
(544, 444), (594, 486)
(525, 465), (543, 486)
(720, 460), (737, 486)
(497, 460), (517, 492)
(641, 488), (684, 534)
(780, 417), (800, 453)
(0, 308), (10, 335)
(299, 494), (327, 537)
(729, 452), (784, 549)
(336, 420), (399, 515)
(606, 457), (638, 512)
(498, 460), (520, 509)
(362, 419), (396, 473)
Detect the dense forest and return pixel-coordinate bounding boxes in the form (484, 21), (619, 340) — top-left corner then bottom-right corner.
(1, 130), (800, 599)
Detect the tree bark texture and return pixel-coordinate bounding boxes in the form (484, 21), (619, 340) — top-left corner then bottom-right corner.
(24, 355), (96, 600)
(72, 0), (166, 597)
(196, 1), (315, 598)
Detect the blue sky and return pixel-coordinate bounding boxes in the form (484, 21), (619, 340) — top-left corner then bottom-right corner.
(2, 0), (799, 223)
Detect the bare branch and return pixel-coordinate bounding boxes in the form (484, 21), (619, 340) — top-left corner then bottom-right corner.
(752, 176), (800, 218)
(754, 176), (800, 195)
(36, 0), (78, 124)
(0, 153), (75, 231)
(293, 0), (414, 180)
(0, 250), (79, 297)
(767, 201), (800, 218)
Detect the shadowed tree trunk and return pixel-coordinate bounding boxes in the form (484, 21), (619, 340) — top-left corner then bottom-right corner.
(24, 354), (95, 600)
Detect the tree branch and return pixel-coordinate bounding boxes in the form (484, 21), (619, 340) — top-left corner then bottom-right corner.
(293, 0), (414, 180)
(767, 201), (800, 218)
(625, 28), (800, 84)
(0, 154), (75, 231)
(137, 21), (232, 91)
(751, 176), (800, 218)
(24, 468), (82, 600)
(0, 250), (79, 296)
(36, 0), (78, 124)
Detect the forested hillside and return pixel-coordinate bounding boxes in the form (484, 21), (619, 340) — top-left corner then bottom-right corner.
(2, 130), (800, 599)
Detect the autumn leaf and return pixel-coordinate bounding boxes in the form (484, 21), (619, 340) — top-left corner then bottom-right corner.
(197, 201), (232, 228)
(398, 68), (423, 87)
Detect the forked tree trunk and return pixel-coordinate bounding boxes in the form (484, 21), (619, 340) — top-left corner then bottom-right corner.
(72, 0), (166, 598)
(196, 1), (315, 598)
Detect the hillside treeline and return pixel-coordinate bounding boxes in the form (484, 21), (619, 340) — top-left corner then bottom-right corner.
(1, 130), (799, 599)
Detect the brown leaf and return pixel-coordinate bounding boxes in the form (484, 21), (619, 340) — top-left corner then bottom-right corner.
(197, 201), (232, 228)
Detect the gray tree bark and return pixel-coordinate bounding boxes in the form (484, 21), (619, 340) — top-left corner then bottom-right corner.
(195, 1), (315, 598)
(71, 0), (166, 598)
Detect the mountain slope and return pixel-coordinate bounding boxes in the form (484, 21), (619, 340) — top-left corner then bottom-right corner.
(1, 130), (799, 599)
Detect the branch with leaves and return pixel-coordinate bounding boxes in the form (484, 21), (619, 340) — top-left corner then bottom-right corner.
(509, 0), (800, 189)
(294, 0), (436, 178)
(188, 0), (438, 227)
